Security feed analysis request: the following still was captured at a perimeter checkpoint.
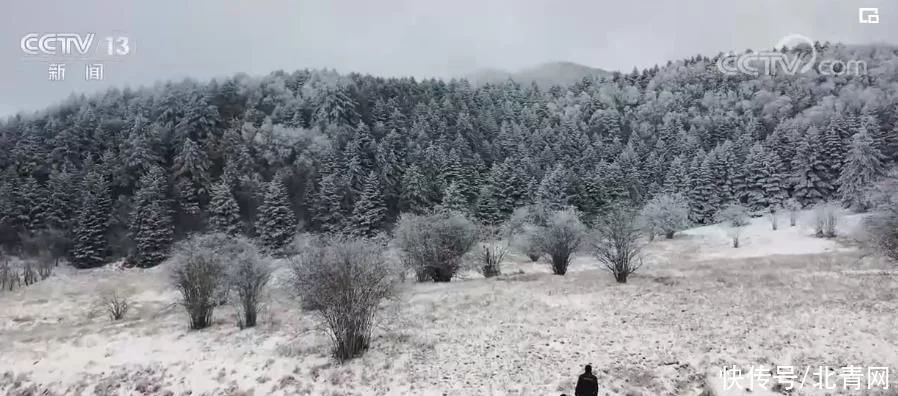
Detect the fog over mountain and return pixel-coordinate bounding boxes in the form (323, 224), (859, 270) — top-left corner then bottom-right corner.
(464, 61), (610, 87)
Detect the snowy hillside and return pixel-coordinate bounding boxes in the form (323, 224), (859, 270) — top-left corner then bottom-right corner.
(2, 211), (896, 396)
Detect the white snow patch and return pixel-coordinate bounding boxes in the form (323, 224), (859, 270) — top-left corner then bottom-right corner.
(1, 211), (894, 396)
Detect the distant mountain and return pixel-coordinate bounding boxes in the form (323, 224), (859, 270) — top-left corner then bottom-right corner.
(464, 61), (609, 86)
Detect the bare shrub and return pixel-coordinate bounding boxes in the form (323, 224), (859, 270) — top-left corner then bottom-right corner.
(531, 207), (587, 275)
(510, 228), (543, 262)
(506, 206), (549, 261)
(225, 236), (271, 329)
(715, 204), (750, 248)
(592, 205), (644, 283)
(36, 251), (53, 279)
(864, 170), (898, 261)
(479, 243), (506, 278)
(99, 289), (131, 320)
(21, 228), (72, 267)
(21, 260), (37, 286)
(813, 201), (841, 238)
(394, 212), (478, 282)
(170, 233), (231, 330)
(640, 193), (690, 240)
(0, 255), (19, 291)
(783, 198), (801, 227)
(290, 235), (399, 362)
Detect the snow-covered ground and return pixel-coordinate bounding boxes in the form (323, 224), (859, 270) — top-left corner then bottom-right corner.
(2, 211), (897, 396)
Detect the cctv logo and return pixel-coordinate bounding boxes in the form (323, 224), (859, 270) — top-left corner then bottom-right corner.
(20, 33), (96, 56)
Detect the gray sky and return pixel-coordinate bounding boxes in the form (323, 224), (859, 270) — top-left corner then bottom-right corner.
(2, 0), (897, 116)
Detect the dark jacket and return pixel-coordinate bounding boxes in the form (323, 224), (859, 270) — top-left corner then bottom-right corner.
(574, 372), (599, 396)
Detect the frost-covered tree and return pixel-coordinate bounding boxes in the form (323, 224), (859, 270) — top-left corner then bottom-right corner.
(399, 165), (431, 214)
(742, 143), (770, 211)
(838, 128), (884, 211)
(437, 181), (470, 215)
(314, 173), (347, 233)
(349, 172), (387, 237)
(256, 179), (297, 253)
(529, 207), (587, 275)
(715, 203), (750, 248)
(791, 127), (831, 206)
(129, 165), (174, 268)
(640, 193), (690, 239)
(45, 166), (77, 232)
(536, 163), (572, 211)
(688, 154), (717, 223)
(70, 170), (111, 269)
(209, 180), (243, 235)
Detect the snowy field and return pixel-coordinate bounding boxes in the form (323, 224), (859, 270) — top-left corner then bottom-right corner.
(2, 212), (898, 396)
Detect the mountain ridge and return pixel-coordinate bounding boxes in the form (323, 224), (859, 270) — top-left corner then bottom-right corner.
(463, 61), (610, 86)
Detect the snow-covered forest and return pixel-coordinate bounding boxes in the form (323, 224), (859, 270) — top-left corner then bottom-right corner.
(1, 41), (897, 269)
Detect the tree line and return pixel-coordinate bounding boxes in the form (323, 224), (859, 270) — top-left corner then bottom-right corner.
(1, 41), (897, 268)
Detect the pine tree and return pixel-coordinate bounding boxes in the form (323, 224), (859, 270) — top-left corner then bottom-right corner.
(173, 137), (210, 221)
(820, 124), (847, 190)
(838, 128), (884, 211)
(886, 120), (898, 163)
(536, 163), (572, 211)
(70, 170), (111, 269)
(763, 152), (788, 208)
(399, 165), (431, 214)
(46, 166), (77, 231)
(503, 157), (533, 210)
(349, 172), (387, 237)
(18, 176), (50, 233)
(476, 181), (504, 226)
(438, 181), (470, 216)
(662, 155), (689, 195)
(256, 179), (297, 252)
(129, 165), (174, 268)
(742, 143), (769, 211)
(209, 180), (243, 235)
(314, 172), (347, 233)
(688, 153), (716, 223)
(791, 127), (831, 206)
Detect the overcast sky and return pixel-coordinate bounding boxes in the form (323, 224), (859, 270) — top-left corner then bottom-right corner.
(2, 0), (897, 116)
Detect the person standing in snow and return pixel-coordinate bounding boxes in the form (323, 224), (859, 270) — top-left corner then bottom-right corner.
(574, 364), (599, 396)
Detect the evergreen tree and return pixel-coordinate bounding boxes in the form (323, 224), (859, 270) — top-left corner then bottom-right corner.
(256, 179), (297, 252)
(129, 165), (174, 268)
(763, 152), (788, 208)
(399, 165), (431, 214)
(536, 163), (572, 211)
(349, 172), (387, 237)
(476, 180), (504, 226)
(838, 128), (884, 211)
(742, 143), (769, 211)
(18, 176), (50, 233)
(314, 172), (347, 233)
(173, 137), (210, 221)
(791, 127), (831, 206)
(662, 155), (689, 195)
(209, 180), (243, 235)
(688, 153), (716, 223)
(438, 181), (471, 216)
(820, 123), (847, 190)
(70, 170), (111, 269)
(46, 166), (77, 232)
